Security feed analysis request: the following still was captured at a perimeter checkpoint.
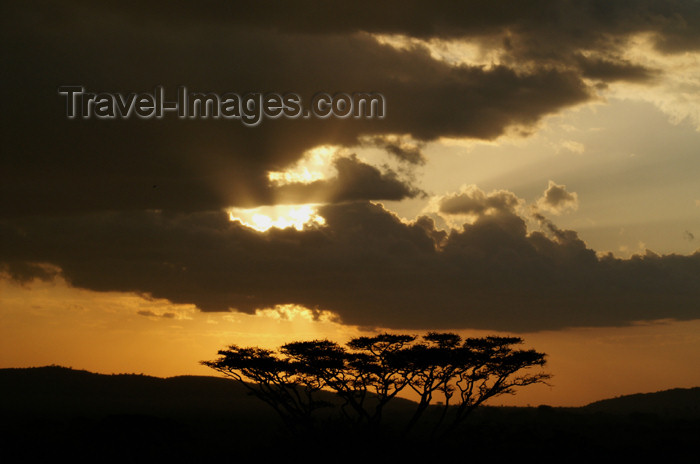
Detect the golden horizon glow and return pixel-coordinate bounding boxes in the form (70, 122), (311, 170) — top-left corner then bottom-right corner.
(267, 145), (340, 186)
(2, 275), (699, 407)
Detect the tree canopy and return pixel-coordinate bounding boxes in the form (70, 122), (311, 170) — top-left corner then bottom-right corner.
(202, 332), (550, 438)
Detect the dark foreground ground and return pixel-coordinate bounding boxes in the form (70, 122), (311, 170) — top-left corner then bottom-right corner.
(1, 366), (698, 461)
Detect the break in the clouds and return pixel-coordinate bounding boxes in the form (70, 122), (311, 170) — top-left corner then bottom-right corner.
(537, 181), (579, 215)
(257, 154), (421, 206)
(2, 194), (699, 332)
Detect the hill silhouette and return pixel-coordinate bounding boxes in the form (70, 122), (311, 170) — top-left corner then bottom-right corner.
(583, 387), (700, 417)
(1, 366), (698, 460)
(1, 365), (280, 417)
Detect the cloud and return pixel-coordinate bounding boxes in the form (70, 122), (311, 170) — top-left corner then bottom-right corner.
(5, 1), (694, 217)
(272, 155), (423, 205)
(0, 262), (60, 285)
(359, 135), (426, 165)
(437, 185), (522, 217)
(573, 54), (658, 83)
(2, 2), (700, 333)
(84, 1), (700, 55)
(537, 181), (579, 215)
(137, 310), (177, 319)
(137, 311), (157, 318)
(2, 197), (699, 332)
(3, 1), (596, 217)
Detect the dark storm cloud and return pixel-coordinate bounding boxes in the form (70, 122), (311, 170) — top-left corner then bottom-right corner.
(8, 0), (691, 217)
(4, 1), (592, 217)
(101, 0), (700, 74)
(573, 54), (658, 83)
(3, 2), (700, 332)
(0, 262), (60, 285)
(2, 202), (699, 332)
(59, 1), (700, 53)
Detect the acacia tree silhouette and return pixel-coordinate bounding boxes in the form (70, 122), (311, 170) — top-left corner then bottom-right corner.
(202, 332), (549, 438)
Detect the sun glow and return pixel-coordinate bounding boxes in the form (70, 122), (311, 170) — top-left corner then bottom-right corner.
(255, 304), (339, 323)
(228, 204), (326, 232)
(267, 145), (340, 186)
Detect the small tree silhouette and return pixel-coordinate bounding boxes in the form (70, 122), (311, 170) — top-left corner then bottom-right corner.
(202, 332), (549, 438)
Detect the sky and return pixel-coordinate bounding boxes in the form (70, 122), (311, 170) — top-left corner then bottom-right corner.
(2, 1), (700, 407)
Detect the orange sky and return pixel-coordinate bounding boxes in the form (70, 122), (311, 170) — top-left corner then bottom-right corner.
(3, 276), (699, 407)
(3, 2), (700, 409)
